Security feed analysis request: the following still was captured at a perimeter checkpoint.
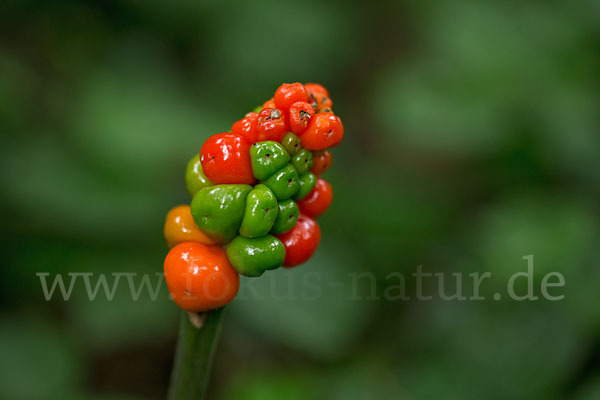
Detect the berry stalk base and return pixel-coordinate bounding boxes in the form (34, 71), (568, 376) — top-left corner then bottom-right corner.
(167, 308), (225, 400)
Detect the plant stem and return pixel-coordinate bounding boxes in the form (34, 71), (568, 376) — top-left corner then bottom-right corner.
(167, 308), (225, 400)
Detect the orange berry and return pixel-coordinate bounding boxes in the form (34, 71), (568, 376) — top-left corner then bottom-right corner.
(164, 205), (216, 248)
(164, 242), (240, 312)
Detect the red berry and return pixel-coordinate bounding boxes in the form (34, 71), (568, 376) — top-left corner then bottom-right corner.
(299, 112), (344, 150)
(200, 132), (256, 184)
(257, 108), (288, 142)
(305, 83), (332, 110)
(297, 178), (332, 219)
(288, 101), (315, 135)
(310, 149), (332, 175)
(274, 83), (309, 111)
(277, 214), (321, 267)
(231, 112), (258, 143)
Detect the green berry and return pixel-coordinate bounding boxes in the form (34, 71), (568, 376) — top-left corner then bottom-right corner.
(239, 184), (278, 238)
(291, 149), (314, 174)
(262, 164), (300, 200)
(226, 235), (285, 277)
(294, 172), (317, 201)
(185, 154), (213, 197)
(271, 199), (299, 235)
(190, 184), (252, 244)
(281, 132), (302, 156)
(250, 141), (290, 180)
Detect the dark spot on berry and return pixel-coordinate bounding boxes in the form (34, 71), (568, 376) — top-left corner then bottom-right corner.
(211, 156), (215, 160)
(265, 153), (271, 159)
(265, 208), (269, 213)
(288, 215), (294, 220)
(299, 110), (310, 120)
(309, 94), (318, 109)
(288, 178), (293, 185)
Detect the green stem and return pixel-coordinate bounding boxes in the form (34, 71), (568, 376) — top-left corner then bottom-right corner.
(167, 308), (225, 400)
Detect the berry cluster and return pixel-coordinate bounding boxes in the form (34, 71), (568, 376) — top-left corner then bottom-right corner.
(163, 83), (342, 312)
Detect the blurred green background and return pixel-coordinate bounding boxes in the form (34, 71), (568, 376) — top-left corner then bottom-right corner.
(2, 0), (600, 399)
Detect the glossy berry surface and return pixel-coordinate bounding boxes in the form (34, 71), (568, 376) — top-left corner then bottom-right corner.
(289, 101), (315, 134)
(291, 149), (314, 174)
(249, 141), (290, 180)
(271, 198), (299, 235)
(300, 112), (344, 150)
(191, 184), (252, 244)
(294, 172), (317, 201)
(200, 133), (256, 184)
(239, 184), (278, 238)
(277, 214), (321, 267)
(274, 82), (309, 111)
(164, 242), (240, 312)
(297, 177), (333, 218)
(185, 154), (213, 197)
(262, 164), (300, 200)
(231, 112), (259, 143)
(257, 108), (288, 142)
(164, 205), (216, 248)
(226, 235), (285, 277)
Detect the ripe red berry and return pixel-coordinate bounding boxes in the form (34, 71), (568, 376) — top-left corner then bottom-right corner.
(277, 214), (321, 267)
(297, 178), (332, 218)
(200, 132), (256, 184)
(299, 112), (344, 150)
(274, 83), (309, 111)
(257, 108), (288, 142)
(288, 101), (314, 135)
(231, 112), (259, 143)
(305, 83), (332, 111)
(310, 149), (332, 175)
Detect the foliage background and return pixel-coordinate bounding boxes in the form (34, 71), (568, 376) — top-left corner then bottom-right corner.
(1, 0), (600, 399)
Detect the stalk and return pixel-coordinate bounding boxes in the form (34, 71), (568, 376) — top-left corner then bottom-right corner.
(167, 308), (225, 400)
